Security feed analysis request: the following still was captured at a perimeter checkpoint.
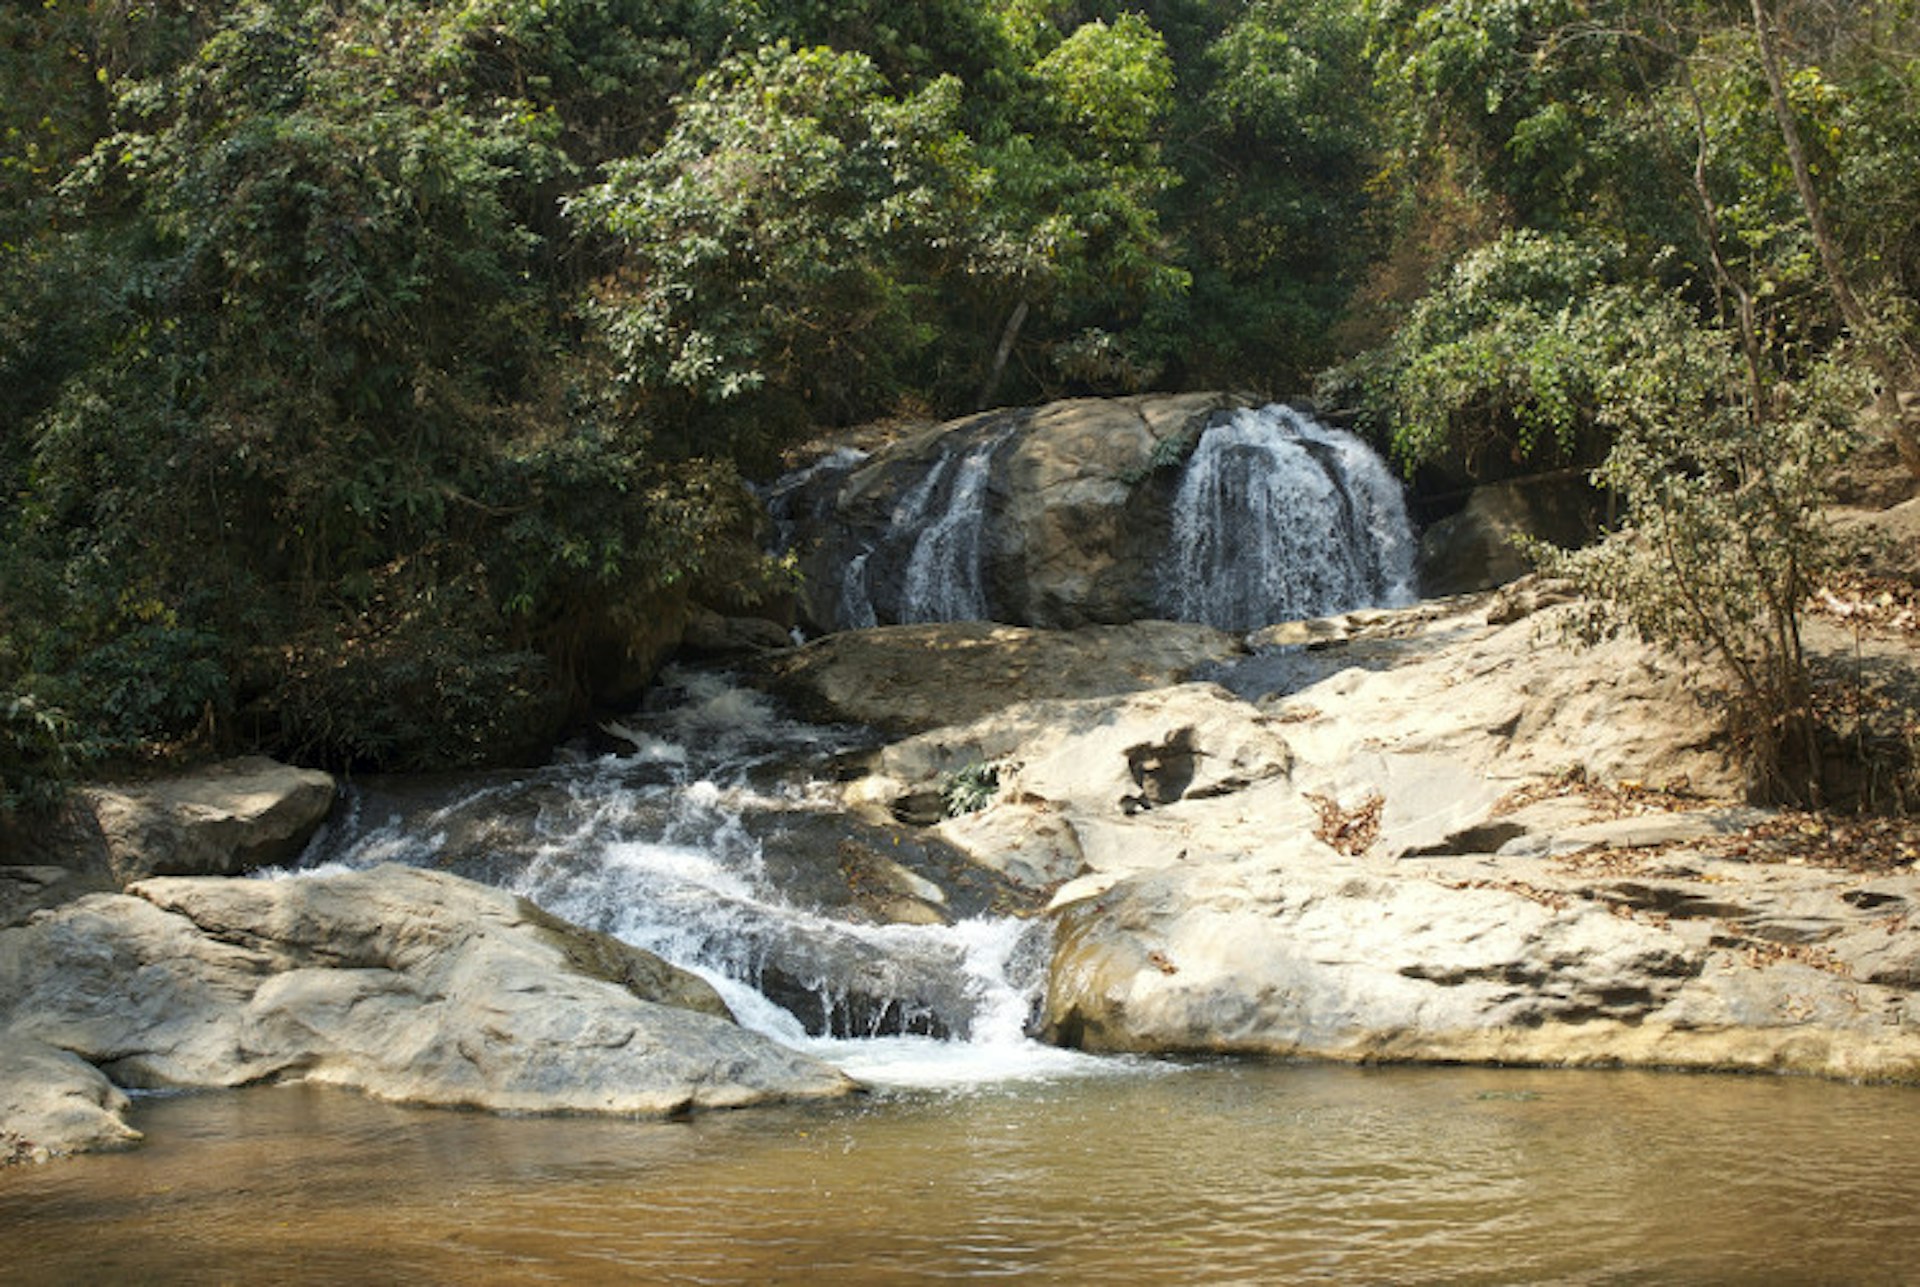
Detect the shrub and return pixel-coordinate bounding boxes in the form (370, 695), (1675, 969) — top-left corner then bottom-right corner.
(1528, 334), (1869, 804)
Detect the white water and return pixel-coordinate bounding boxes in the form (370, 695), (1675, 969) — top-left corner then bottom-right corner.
(290, 670), (1121, 1090)
(835, 428), (1012, 628)
(1164, 405), (1416, 631)
(898, 429), (1007, 624)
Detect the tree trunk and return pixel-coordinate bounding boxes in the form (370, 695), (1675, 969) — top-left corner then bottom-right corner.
(976, 299), (1029, 412)
(1750, 0), (1920, 477)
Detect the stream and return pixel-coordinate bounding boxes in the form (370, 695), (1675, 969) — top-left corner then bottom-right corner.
(10, 667), (1920, 1282)
(7, 1064), (1920, 1283)
(8, 409), (1920, 1280)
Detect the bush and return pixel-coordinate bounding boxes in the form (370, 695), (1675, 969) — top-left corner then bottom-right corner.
(1528, 334), (1870, 804)
(0, 691), (95, 814)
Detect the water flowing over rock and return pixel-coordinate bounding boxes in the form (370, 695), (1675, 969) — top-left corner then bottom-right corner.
(1161, 405), (1416, 630)
(294, 669), (1056, 1054)
(772, 394), (1417, 633)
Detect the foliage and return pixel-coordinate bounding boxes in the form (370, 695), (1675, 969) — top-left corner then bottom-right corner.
(4, 0), (1918, 786)
(570, 44), (985, 449)
(0, 690), (97, 814)
(1529, 335), (1870, 803)
(1162, 0), (1384, 387)
(1326, 230), (1692, 475)
(940, 760), (1004, 818)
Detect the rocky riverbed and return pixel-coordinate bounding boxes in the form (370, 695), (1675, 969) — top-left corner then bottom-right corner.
(3, 410), (1916, 1164)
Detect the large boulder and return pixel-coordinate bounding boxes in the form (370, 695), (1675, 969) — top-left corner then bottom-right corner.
(1415, 471), (1604, 597)
(2, 757), (338, 931)
(774, 393), (1244, 632)
(82, 756), (338, 884)
(987, 394), (1244, 626)
(1039, 828), (1920, 1082)
(0, 865), (856, 1160)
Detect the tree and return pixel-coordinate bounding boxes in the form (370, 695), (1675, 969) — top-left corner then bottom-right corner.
(569, 43), (988, 451)
(1746, 0), (1920, 475)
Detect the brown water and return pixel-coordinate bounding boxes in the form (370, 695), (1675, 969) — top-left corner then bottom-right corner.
(6, 1062), (1918, 1285)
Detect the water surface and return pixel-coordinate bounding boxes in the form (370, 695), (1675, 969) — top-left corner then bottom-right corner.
(7, 1062), (1917, 1284)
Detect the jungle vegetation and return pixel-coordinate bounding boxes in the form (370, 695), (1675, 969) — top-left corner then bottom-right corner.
(3, 0), (1917, 803)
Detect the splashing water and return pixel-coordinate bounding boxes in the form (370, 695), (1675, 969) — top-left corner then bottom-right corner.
(290, 671), (1123, 1090)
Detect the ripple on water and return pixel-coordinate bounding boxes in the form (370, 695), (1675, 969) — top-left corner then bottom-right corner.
(8, 1064), (1920, 1284)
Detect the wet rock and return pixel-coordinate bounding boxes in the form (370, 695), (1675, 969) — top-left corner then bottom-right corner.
(778, 394), (1242, 632)
(0, 866), (857, 1160)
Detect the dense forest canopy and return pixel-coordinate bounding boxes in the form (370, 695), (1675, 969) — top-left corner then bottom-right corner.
(3, 0), (1918, 799)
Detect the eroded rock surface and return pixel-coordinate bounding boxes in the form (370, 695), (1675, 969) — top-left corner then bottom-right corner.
(0, 865), (855, 1160)
(1041, 828), (1920, 1081)
(757, 619), (1245, 735)
(841, 595), (1920, 1080)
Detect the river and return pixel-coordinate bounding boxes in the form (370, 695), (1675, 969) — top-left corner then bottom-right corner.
(10, 661), (1919, 1282)
(6, 1062), (1920, 1283)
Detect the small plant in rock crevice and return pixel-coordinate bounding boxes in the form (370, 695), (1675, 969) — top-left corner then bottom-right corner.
(939, 760), (1005, 818)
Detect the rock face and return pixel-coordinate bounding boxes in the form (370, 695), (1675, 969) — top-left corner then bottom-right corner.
(845, 600), (1744, 885)
(756, 618), (1246, 735)
(837, 596), (1920, 1080)
(774, 393), (1243, 631)
(83, 756), (339, 884)
(1415, 472), (1603, 597)
(0, 865), (856, 1160)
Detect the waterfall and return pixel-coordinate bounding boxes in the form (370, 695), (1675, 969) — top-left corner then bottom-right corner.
(295, 669), (1107, 1089)
(898, 430), (1004, 623)
(772, 401), (1414, 635)
(834, 428), (1011, 628)
(1163, 405), (1415, 631)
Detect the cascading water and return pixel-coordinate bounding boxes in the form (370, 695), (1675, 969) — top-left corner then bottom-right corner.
(772, 402), (1413, 635)
(1163, 404), (1416, 631)
(786, 427), (1012, 631)
(898, 430), (1004, 623)
(293, 670), (1111, 1089)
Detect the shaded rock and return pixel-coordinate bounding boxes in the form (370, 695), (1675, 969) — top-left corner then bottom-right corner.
(988, 393), (1241, 627)
(1416, 472), (1603, 597)
(84, 757), (337, 884)
(680, 609), (796, 658)
(1834, 495), (1920, 587)
(0, 866), (856, 1159)
(756, 619), (1245, 735)
(0, 863), (112, 933)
